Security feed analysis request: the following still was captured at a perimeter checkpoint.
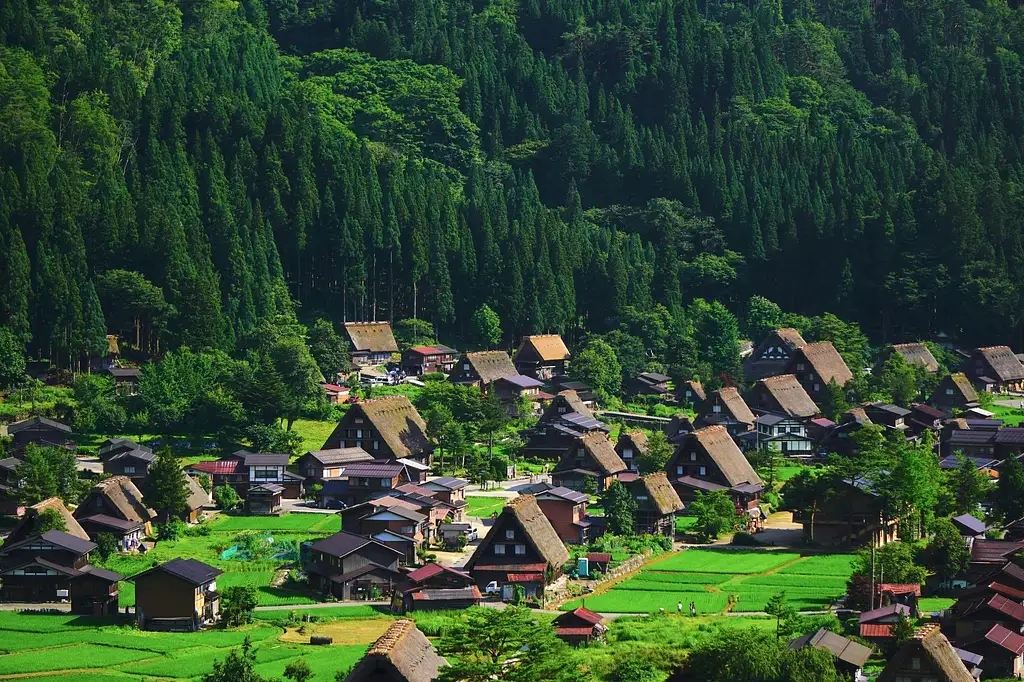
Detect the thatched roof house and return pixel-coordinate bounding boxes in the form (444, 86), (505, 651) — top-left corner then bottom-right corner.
(450, 351), (518, 385)
(466, 495), (570, 596)
(748, 374), (820, 419)
(323, 395), (431, 462)
(5, 497), (89, 544)
(877, 625), (974, 682)
(344, 322), (398, 366)
(344, 619), (447, 682)
(695, 387), (756, 434)
(887, 343), (940, 373)
(76, 476), (156, 526)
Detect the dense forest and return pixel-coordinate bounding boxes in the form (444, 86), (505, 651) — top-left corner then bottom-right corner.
(2, 0), (1024, 369)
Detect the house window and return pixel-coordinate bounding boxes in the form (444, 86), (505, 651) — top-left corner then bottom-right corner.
(676, 466), (684, 475)
(637, 495), (648, 501)
(685, 391), (691, 398)
(712, 405), (722, 413)
(494, 544), (506, 555)
(813, 384), (820, 392)
(355, 417), (364, 424)
(689, 453), (696, 462)
(946, 388), (954, 395)
(699, 466), (706, 476)
(252, 467), (278, 480)
(623, 448), (633, 459)
(373, 441), (379, 451)
(463, 363), (470, 370)
(514, 544), (526, 555)
(402, 525), (415, 534)
(505, 530), (515, 539)
(558, 406), (566, 413)
(124, 465), (136, 474)
(797, 363), (805, 371)
(911, 658), (921, 670)
(381, 479), (391, 488)
(356, 429), (363, 438)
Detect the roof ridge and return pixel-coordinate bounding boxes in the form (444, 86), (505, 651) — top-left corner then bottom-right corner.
(368, 618), (415, 655)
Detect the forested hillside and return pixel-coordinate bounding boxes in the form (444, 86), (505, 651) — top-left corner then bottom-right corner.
(2, 0), (1024, 366)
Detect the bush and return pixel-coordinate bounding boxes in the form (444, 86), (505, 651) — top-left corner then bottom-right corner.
(185, 523), (211, 537)
(213, 485), (240, 510)
(731, 532), (761, 546)
(95, 533), (118, 560)
(157, 519), (188, 541)
(421, 373), (446, 382)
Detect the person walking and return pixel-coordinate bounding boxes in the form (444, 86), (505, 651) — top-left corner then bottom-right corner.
(677, 601), (683, 615)
(690, 601), (696, 617)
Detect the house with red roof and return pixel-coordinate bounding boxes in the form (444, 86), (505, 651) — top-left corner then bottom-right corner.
(859, 603), (911, 640)
(964, 623), (1024, 679)
(951, 593), (1024, 641)
(552, 606), (607, 645)
(397, 562), (481, 613)
(401, 345), (459, 376)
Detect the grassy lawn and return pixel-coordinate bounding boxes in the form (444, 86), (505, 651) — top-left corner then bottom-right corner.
(988, 404), (1024, 426)
(918, 597), (956, 613)
(465, 496), (509, 518)
(675, 516), (698, 532)
(561, 550), (855, 615)
(0, 611), (385, 681)
(290, 419), (340, 454)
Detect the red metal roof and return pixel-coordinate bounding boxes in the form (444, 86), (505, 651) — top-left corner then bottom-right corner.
(554, 627), (595, 637)
(322, 383), (348, 392)
(859, 624), (894, 638)
(586, 553), (612, 563)
(986, 593), (1024, 622)
(568, 607), (603, 625)
(410, 346), (443, 355)
(877, 583), (922, 596)
(406, 562), (470, 584)
(990, 582), (1024, 600)
(986, 624), (1024, 654)
(188, 459), (242, 475)
(507, 573), (544, 583)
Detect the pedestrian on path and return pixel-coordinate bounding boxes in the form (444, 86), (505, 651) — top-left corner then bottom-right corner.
(690, 602), (696, 617)
(677, 601), (682, 615)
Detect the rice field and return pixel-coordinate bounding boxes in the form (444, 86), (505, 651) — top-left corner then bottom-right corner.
(560, 549), (855, 614)
(0, 610), (384, 681)
(465, 496), (509, 518)
(207, 514), (341, 534)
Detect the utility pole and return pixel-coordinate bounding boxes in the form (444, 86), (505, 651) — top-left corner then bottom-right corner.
(870, 544), (877, 610)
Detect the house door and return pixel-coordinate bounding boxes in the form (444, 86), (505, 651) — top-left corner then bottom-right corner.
(502, 584), (514, 601)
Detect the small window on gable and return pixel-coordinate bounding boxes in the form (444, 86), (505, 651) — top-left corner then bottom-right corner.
(463, 363), (470, 370)
(505, 530), (515, 539)
(797, 363), (805, 371)
(712, 405), (722, 413)
(699, 466), (706, 476)
(813, 384), (820, 392)
(911, 658), (921, 670)
(514, 544), (526, 555)
(689, 453), (696, 461)
(355, 417), (364, 424)
(946, 388), (954, 395)
(676, 466), (684, 475)
(494, 544), (506, 555)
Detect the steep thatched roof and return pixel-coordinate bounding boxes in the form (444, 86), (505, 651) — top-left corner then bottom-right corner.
(467, 495), (570, 572)
(344, 619), (447, 682)
(794, 342), (853, 386)
(637, 472), (685, 514)
(344, 322), (398, 354)
(755, 375), (820, 418)
(183, 474), (209, 512)
(692, 425), (761, 487)
(877, 625), (973, 682)
(463, 351), (518, 383)
(841, 407), (872, 425)
(326, 396), (430, 459)
(515, 334), (571, 362)
(977, 346), (1024, 382)
(541, 390), (594, 422)
(949, 373), (979, 402)
(890, 343), (940, 373)
(7, 498), (89, 543)
(575, 432), (627, 475)
(775, 328), (808, 349)
(81, 476), (156, 524)
(682, 380), (706, 401)
(620, 431), (649, 455)
(715, 387), (756, 425)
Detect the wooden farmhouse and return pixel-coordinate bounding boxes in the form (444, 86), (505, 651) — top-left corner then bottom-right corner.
(744, 328), (808, 382)
(344, 321), (399, 367)
(7, 416), (74, 456)
(465, 495), (570, 601)
(964, 346), (1024, 393)
(305, 530), (406, 600)
(785, 341), (853, 403)
(931, 373), (980, 413)
(398, 563), (481, 613)
(130, 559), (222, 631)
(628, 472), (685, 536)
(695, 387), (756, 436)
(876, 625), (975, 682)
(552, 431), (628, 492)
(745, 374), (820, 420)
(322, 396), (432, 463)
(882, 343), (940, 373)
(74, 476), (155, 551)
(342, 619), (447, 682)
(513, 334), (571, 380)
(615, 430), (648, 473)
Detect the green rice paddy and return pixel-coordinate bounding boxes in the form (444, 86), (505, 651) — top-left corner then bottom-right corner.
(561, 549), (856, 614)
